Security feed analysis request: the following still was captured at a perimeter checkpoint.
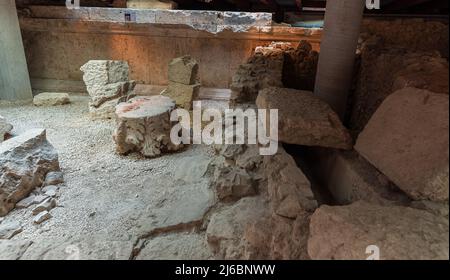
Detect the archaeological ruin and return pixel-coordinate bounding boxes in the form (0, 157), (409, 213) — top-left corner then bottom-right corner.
(0, 0), (449, 264)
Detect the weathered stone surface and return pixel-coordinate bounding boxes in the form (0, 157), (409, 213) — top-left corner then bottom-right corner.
(257, 87), (353, 149)
(213, 165), (257, 201)
(32, 198), (56, 216)
(80, 60), (136, 119)
(43, 171), (64, 186)
(16, 195), (36, 209)
(206, 196), (269, 259)
(136, 233), (213, 260)
(308, 202), (449, 260)
(33, 92), (70, 106)
(162, 82), (200, 110)
(355, 88), (449, 202)
(113, 96), (181, 158)
(0, 129), (60, 216)
(168, 56), (199, 85)
(34, 210), (52, 224)
(0, 240), (32, 260)
(264, 148), (318, 217)
(0, 115), (12, 143)
(127, 0), (177, 9)
(231, 44), (284, 103)
(0, 221), (22, 239)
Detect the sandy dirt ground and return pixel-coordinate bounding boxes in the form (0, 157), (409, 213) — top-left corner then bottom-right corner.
(0, 96), (217, 260)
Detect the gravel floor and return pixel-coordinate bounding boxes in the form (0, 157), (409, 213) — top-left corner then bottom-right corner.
(0, 96), (216, 260)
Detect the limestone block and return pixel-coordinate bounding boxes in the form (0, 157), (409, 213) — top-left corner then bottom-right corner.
(256, 87), (353, 149)
(33, 92), (70, 106)
(308, 201), (449, 260)
(355, 88), (449, 202)
(113, 95), (181, 157)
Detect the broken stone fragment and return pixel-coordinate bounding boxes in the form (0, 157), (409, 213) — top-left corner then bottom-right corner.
(168, 55), (199, 85)
(0, 221), (22, 239)
(0, 115), (13, 143)
(33, 195), (49, 205)
(44, 172), (64, 187)
(16, 195), (37, 209)
(33, 92), (70, 106)
(162, 82), (200, 110)
(256, 87), (353, 150)
(113, 96), (182, 158)
(0, 129), (60, 216)
(80, 60), (136, 119)
(127, 0), (177, 9)
(32, 198), (56, 216)
(33, 211), (52, 224)
(213, 166), (257, 201)
(355, 88), (449, 202)
(308, 201), (449, 260)
(264, 148), (318, 216)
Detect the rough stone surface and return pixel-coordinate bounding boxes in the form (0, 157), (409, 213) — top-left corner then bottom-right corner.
(80, 60), (136, 119)
(32, 198), (56, 216)
(355, 88), (449, 202)
(168, 56), (199, 85)
(127, 0), (177, 9)
(33, 92), (70, 106)
(15, 195), (36, 209)
(43, 171), (64, 186)
(0, 221), (22, 239)
(256, 87), (353, 149)
(231, 43), (284, 103)
(0, 129), (60, 216)
(0, 115), (13, 143)
(213, 165), (257, 202)
(33, 210), (52, 224)
(163, 82), (200, 110)
(0, 240), (32, 260)
(113, 95), (181, 158)
(136, 233), (213, 260)
(308, 202), (449, 260)
(350, 45), (449, 134)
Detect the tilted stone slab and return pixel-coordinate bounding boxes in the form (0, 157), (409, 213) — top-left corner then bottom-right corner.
(256, 87), (353, 149)
(355, 88), (449, 202)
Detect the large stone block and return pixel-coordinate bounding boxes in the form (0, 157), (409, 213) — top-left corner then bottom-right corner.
(355, 88), (449, 202)
(308, 201), (449, 260)
(256, 87), (353, 149)
(33, 92), (70, 106)
(0, 129), (60, 216)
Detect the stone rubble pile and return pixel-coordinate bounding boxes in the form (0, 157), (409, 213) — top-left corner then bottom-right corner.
(80, 60), (136, 119)
(230, 40), (318, 104)
(162, 55), (200, 110)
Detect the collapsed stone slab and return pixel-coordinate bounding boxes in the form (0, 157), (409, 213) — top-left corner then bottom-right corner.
(256, 87), (353, 149)
(0, 129), (60, 216)
(33, 92), (70, 106)
(0, 116), (13, 143)
(355, 88), (449, 202)
(80, 60), (136, 119)
(308, 201), (449, 260)
(113, 95), (181, 158)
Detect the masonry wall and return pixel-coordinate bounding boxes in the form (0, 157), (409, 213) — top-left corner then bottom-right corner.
(19, 7), (322, 92)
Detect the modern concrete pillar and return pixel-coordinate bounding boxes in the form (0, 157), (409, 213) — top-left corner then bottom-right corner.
(314, 0), (365, 118)
(0, 0), (33, 101)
